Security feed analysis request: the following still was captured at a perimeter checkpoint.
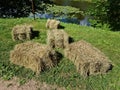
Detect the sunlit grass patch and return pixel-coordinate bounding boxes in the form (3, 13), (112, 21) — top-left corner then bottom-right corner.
(0, 18), (120, 90)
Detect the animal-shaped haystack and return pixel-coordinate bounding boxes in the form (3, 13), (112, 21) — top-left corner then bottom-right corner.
(12, 24), (33, 41)
(10, 41), (60, 74)
(46, 19), (60, 29)
(47, 29), (69, 48)
(64, 40), (113, 77)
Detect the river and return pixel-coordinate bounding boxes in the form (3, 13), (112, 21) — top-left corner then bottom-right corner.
(52, 0), (92, 26)
(29, 0), (92, 26)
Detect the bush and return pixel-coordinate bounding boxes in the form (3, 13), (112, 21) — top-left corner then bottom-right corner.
(86, 0), (120, 31)
(86, 0), (108, 28)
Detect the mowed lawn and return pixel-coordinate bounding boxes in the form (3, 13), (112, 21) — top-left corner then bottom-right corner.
(0, 18), (120, 90)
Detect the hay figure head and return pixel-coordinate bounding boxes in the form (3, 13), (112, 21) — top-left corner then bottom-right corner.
(46, 19), (60, 29)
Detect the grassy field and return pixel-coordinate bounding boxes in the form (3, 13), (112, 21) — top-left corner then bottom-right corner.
(0, 18), (120, 90)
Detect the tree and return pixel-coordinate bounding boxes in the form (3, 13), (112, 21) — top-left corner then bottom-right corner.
(0, 0), (46, 18)
(107, 0), (120, 31)
(86, 0), (108, 28)
(0, 0), (33, 17)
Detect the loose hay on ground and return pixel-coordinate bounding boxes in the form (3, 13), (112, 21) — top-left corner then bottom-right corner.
(64, 40), (113, 77)
(12, 24), (33, 41)
(47, 29), (69, 48)
(10, 41), (59, 74)
(46, 19), (60, 29)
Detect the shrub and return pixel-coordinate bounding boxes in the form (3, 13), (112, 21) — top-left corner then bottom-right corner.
(86, 0), (120, 31)
(46, 5), (84, 19)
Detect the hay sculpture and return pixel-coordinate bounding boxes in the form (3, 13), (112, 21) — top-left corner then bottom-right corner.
(64, 40), (112, 77)
(12, 24), (33, 41)
(10, 41), (59, 74)
(46, 19), (60, 29)
(47, 29), (69, 48)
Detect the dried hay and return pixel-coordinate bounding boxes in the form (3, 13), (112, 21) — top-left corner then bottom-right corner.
(47, 29), (69, 48)
(64, 40), (113, 77)
(10, 41), (59, 74)
(12, 24), (33, 41)
(46, 19), (60, 29)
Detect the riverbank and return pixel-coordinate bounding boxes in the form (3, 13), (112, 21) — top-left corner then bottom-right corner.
(53, 0), (92, 11)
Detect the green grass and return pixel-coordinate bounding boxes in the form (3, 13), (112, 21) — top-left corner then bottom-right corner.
(0, 18), (120, 90)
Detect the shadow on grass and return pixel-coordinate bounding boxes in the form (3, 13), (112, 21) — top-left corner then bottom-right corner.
(58, 25), (65, 29)
(69, 37), (74, 44)
(32, 30), (40, 39)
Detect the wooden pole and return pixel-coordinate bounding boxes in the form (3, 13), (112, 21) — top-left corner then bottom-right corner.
(31, 0), (35, 20)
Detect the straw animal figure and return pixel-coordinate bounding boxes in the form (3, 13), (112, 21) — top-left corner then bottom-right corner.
(46, 19), (60, 29)
(12, 24), (33, 41)
(47, 29), (69, 49)
(64, 40), (113, 77)
(10, 41), (59, 74)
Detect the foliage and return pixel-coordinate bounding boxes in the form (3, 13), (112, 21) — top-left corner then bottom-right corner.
(46, 5), (84, 19)
(107, 0), (120, 31)
(37, 0), (53, 13)
(86, 0), (120, 31)
(0, 0), (31, 17)
(89, 19), (110, 30)
(86, 0), (108, 28)
(0, 0), (52, 18)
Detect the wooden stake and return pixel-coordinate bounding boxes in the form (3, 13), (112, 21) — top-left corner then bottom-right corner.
(31, 0), (35, 20)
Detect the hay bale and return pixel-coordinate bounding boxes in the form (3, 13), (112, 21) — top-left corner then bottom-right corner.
(12, 24), (33, 41)
(10, 41), (59, 74)
(46, 19), (60, 29)
(64, 40), (113, 77)
(47, 29), (69, 48)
